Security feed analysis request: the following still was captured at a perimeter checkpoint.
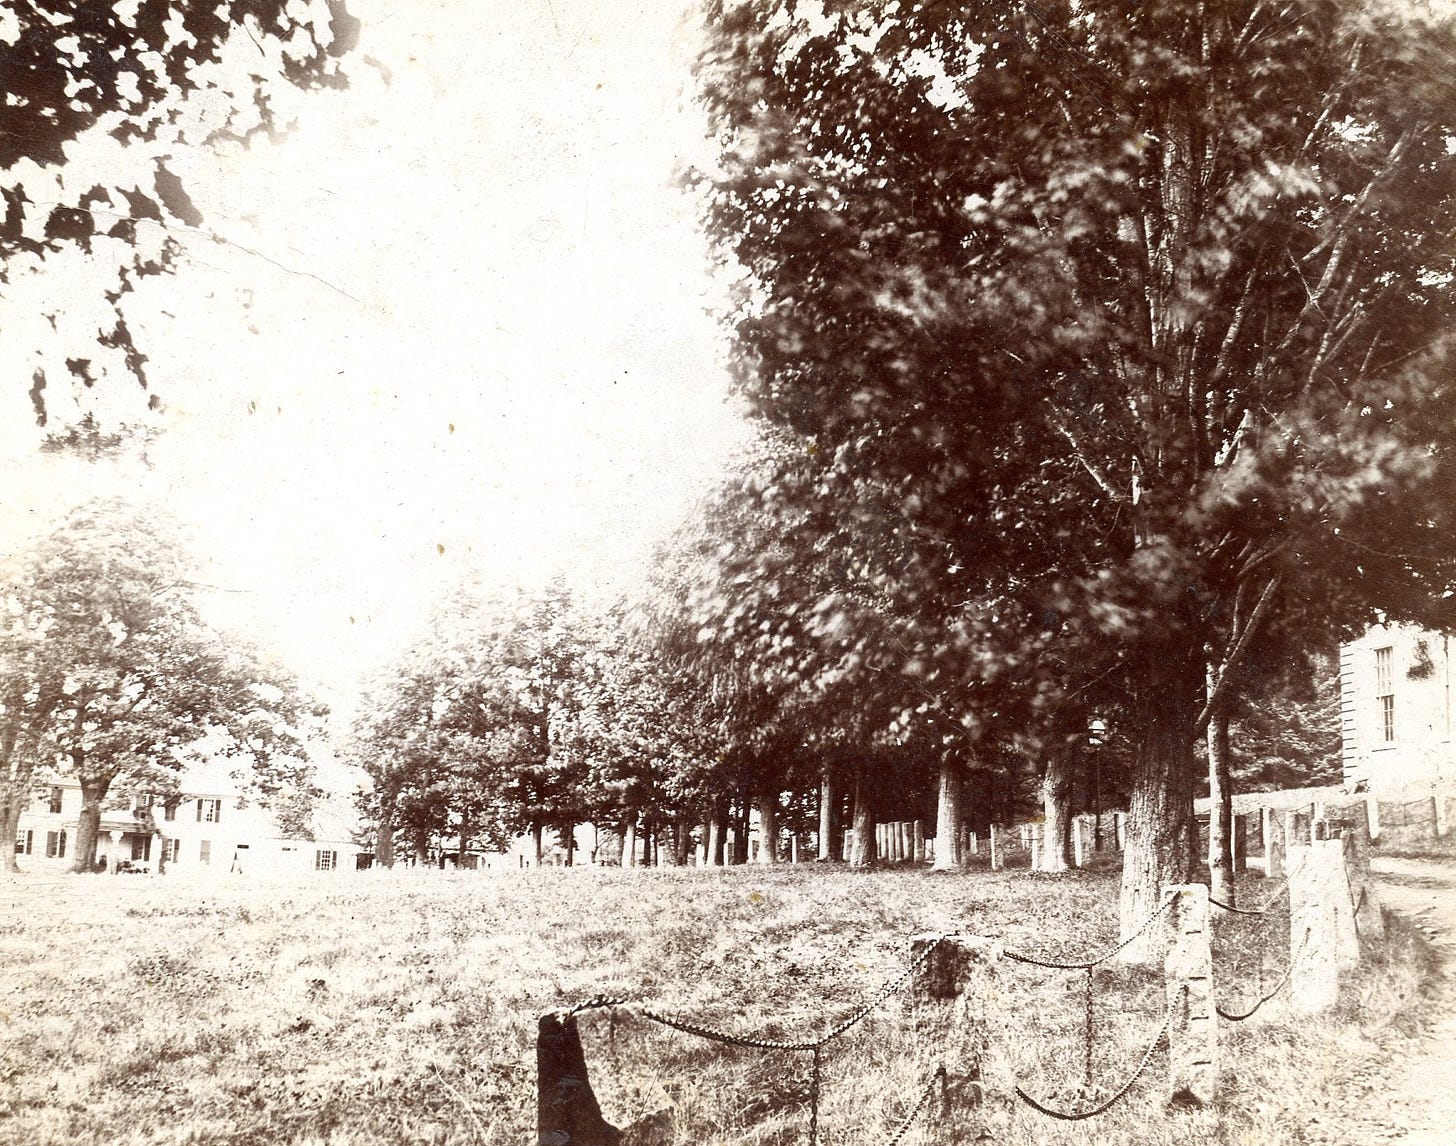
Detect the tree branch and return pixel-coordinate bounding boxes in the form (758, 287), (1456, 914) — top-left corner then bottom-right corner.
(1195, 572), (1282, 734)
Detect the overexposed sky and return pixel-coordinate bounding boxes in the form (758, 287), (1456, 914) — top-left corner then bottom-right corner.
(0, 0), (746, 703)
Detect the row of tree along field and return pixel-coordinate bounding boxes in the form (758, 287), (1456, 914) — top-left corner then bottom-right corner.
(0, 495), (323, 874)
(687, 0), (1456, 938)
(347, 506), (1337, 882)
(356, 0), (1456, 940)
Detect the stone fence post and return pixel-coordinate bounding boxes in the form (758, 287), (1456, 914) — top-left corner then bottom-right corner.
(1232, 815), (1248, 874)
(1163, 884), (1216, 1106)
(1287, 838), (1358, 1013)
(1262, 807), (1285, 879)
(537, 1012), (621, 1146)
(909, 934), (1002, 1130)
(1327, 814), (1383, 940)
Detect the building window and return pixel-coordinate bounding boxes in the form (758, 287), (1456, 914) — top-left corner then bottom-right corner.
(45, 830), (67, 859)
(1376, 646), (1395, 742)
(164, 839), (181, 863)
(199, 840), (211, 864)
(48, 786), (63, 814)
(15, 830), (32, 856)
(130, 835), (152, 862)
(134, 793), (153, 813)
(163, 800), (177, 823)
(315, 849), (338, 871)
(197, 798), (222, 823)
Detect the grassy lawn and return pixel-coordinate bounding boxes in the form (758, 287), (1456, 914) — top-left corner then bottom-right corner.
(0, 859), (1434, 1145)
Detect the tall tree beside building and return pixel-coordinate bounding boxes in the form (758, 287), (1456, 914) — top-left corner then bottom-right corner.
(0, 499), (321, 872)
(692, 0), (1456, 944)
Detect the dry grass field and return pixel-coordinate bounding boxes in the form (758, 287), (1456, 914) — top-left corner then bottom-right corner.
(0, 859), (1435, 1145)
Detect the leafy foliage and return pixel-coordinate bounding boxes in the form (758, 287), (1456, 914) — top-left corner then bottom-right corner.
(0, 497), (323, 870)
(1, 0), (358, 422)
(689, 0), (1456, 920)
(349, 584), (711, 865)
(1225, 647), (1342, 792)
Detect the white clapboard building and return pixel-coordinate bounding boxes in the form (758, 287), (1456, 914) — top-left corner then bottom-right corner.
(13, 760), (364, 876)
(1341, 623), (1454, 791)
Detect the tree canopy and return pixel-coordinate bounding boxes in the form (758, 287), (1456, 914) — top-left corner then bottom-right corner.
(690, 0), (1456, 938)
(0, 497), (323, 872)
(2, 0), (358, 423)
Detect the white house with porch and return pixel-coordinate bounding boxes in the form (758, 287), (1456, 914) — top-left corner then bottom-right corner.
(12, 760), (364, 876)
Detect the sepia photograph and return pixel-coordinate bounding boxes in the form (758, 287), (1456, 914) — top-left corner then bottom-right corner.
(3, 2), (1456, 1143)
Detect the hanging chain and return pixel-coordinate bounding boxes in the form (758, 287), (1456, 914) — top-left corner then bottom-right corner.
(1083, 966), (1095, 1092)
(1004, 892), (1177, 970)
(1216, 926), (1311, 1022)
(884, 1065), (948, 1146)
(1013, 987), (1179, 1121)
(808, 1046), (821, 1146)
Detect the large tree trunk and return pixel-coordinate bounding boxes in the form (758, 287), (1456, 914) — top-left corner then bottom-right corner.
(705, 812), (723, 867)
(2, 788), (24, 875)
(818, 771), (841, 861)
(931, 758), (962, 871)
(733, 801), (750, 864)
(459, 805), (473, 867)
(375, 787), (398, 868)
(1037, 752), (1071, 873)
(1207, 692), (1235, 907)
(622, 819), (637, 867)
(1, 694), (25, 875)
(713, 800), (730, 865)
(674, 817), (692, 866)
(756, 791), (779, 864)
(849, 775), (877, 867)
(1119, 652), (1201, 958)
(71, 775), (107, 873)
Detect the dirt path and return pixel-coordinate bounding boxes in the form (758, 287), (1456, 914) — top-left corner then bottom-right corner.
(1354, 857), (1456, 1143)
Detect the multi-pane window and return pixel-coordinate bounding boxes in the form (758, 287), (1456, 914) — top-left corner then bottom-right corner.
(164, 839), (181, 863)
(131, 835), (152, 862)
(48, 786), (63, 814)
(315, 849), (338, 871)
(199, 840), (211, 864)
(196, 798), (222, 823)
(45, 830), (66, 859)
(1375, 646), (1395, 742)
(134, 793), (154, 813)
(15, 830), (32, 856)
(163, 800), (177, 823)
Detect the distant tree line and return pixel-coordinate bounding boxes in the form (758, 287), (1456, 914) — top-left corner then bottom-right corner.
(348, 429), (1340, 875)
